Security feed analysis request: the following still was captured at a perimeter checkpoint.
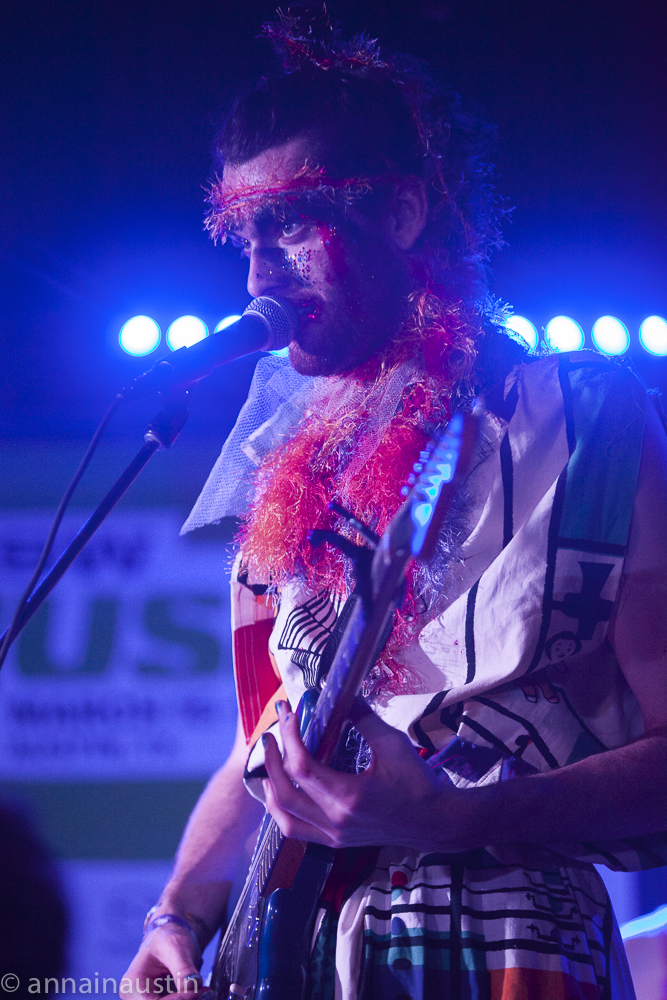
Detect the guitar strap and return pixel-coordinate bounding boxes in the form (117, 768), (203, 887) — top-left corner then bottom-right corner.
(315, 588), (395, 693)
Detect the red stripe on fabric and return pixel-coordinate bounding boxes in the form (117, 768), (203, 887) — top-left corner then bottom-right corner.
(489, 968), (601, 1000)
(233, 618), (280, 742)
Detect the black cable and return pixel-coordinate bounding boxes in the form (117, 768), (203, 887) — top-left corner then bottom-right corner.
(0, 394), (123, 671)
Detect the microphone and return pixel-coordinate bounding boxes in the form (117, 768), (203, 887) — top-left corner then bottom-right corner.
(120, 296), (296, 401)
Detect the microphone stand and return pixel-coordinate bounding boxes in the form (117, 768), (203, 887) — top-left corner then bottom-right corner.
(0, 391), (189, 655)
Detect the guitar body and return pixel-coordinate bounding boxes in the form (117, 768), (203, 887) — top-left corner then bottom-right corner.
(212, 838), (334, 1000)
(212, 692), (334, 1000)
(255, 844), (335, 998)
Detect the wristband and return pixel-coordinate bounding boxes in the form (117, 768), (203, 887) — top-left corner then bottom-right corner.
(142, 907), (210, 950)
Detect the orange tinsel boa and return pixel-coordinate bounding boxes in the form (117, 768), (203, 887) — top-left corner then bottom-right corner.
(240, 378), (438, 591)
(238, 294), (478, 678)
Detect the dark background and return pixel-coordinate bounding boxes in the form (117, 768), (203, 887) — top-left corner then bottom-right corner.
(1, 0), (666, 449)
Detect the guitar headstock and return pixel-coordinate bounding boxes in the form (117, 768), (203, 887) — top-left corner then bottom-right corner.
(383, 408), (480, 567)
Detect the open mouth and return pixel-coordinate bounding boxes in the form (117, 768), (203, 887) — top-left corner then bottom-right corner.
(293, 298), (323, 326)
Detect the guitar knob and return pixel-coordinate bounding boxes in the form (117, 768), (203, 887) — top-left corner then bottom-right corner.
(227, 986), (247, 999)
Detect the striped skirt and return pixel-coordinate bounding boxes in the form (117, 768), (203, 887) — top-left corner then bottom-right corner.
(309, 847), (635, 1000)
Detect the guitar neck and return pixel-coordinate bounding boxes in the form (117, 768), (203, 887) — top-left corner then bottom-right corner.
(300, 411), (474, 765)
(303, 525), (412, 765)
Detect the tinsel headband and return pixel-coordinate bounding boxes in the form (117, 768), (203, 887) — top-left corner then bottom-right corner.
(264, 9), (393, 75)
(204, 162), (377, 244)
(261, 8), (449, 202)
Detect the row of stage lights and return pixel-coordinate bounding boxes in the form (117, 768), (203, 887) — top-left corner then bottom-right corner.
(118, 313), (667, 358)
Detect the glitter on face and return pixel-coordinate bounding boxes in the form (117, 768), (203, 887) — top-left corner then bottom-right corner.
(284, 246), (313, 283)
(283, 218), (341, 287)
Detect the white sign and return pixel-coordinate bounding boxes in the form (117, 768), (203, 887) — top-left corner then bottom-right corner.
(0, 510), (238, 780)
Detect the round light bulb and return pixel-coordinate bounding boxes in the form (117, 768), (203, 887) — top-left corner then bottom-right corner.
(166, 316), (209, 351)
(591, 316), (629, 356)
(544, 316), (584, 353)
(118, 316), (161, 356)
(639, 316), (667, 356)
(214, 315), (242, 333)
(504, 315), (538, 352)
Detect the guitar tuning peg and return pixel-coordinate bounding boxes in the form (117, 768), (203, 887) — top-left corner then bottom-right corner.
(412, 462), (423, 473)
(406, 473), (417, 486)
(419, 450), (430, 462)
(400, 485), (410, 496)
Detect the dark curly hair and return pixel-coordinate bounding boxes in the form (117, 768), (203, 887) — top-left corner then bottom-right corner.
(212, 5), (507, 310)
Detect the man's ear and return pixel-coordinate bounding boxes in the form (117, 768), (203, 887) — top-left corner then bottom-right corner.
(388, 177), (429, 250)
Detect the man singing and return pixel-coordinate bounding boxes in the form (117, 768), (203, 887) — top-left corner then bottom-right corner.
(124, 9), (667, 998)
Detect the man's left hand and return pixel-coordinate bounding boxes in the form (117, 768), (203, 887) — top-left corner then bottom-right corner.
(262, 702), (468, 852)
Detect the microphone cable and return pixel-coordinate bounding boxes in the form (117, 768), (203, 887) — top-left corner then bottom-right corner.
(0, 393), (123, 671)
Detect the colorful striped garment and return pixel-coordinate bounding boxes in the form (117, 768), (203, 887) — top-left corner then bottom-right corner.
(233, 352), (664, 999)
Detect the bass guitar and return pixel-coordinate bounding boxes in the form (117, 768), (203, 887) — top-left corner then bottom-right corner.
(211, 409), (478, 999)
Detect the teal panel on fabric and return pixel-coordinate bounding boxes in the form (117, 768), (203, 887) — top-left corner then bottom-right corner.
(559, 354), (645, 547)
(364, 929), (451, 970)
(461, 933), (493, 972)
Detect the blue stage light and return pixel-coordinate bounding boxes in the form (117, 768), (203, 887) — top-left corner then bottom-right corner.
(214, 315), (242, 332)
(118, 316), (161, 356)
(504, 315), (538, 352)
(639, 315), (667, 356)
(591, 316), (629, 355)
(166, 316), (209, 351)
(544, 316), (584, 353)
(621, 904), (667, 940)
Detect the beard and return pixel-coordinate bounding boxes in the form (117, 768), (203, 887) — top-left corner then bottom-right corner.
(286, 224), (411, 377)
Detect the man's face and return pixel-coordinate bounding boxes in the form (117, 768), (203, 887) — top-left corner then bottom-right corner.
(221, 139), (413, 376)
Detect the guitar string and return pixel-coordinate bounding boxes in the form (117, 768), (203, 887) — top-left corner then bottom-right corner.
(220, 816), (280, 951)
(222, 572), (402, 957)
(219, 655), (343, 954)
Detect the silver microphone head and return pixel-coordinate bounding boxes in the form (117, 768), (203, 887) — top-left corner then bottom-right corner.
(242, 296), (297, 351)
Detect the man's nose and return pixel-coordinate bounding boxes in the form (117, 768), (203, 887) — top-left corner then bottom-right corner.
(247, 247), (291, 299)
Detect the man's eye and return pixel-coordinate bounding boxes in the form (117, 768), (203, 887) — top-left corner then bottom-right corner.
(228, 234), (249, 252)
(281, 221), (307, 239)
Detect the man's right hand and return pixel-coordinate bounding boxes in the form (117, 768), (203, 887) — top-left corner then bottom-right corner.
(117, 717), (265, 997)
(120, 921), (208, 998)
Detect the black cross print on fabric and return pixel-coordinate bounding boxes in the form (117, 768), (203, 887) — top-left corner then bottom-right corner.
(551, 561), (615, 640)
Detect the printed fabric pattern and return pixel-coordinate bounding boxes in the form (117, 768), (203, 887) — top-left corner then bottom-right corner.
(231, 352), (659, 999)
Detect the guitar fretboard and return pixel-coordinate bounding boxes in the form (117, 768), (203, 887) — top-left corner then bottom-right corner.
(303, 596), (366, 759)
